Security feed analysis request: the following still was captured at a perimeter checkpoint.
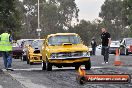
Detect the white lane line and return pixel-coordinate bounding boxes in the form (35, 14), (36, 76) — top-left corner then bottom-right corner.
(8, 73), (47, 88)
(2, 66), (104, 71)
(0, 85), (3, 88)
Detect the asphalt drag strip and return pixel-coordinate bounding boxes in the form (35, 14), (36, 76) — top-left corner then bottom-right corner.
(0, 69), (24, 88)
(3, 66), (132, 88)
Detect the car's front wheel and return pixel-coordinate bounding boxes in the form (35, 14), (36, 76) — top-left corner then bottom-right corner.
(46, 61), (52, 71)
(42, 60), (46, 70)
(85, 60), (91, 70)
(29, 62), (33, 65)
(27, 58), (29, 64)
(22, 55), (27, 61)
(75, 65), (80, 70)
(125, 49), (129, 55)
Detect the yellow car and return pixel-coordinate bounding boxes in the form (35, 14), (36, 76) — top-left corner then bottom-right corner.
(27, 39), (44, 65)
(41, 33), (91, 71)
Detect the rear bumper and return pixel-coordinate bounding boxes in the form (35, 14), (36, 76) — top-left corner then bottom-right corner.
(109, 47), (118, 54)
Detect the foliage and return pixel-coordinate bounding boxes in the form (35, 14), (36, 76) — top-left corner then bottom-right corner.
(123, 0), (132, 37)
(0, 0), (22, 39)
(69, 20), (101, 45)
(99, 0), (130, 40)
(22, 0), (79, 38)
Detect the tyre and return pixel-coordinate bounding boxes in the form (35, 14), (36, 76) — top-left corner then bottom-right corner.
(123, 49), (128, 55)
(85, 60), (91, 70)
(29, 62), (33, 65)
(46, 61), (52, 71)
(27, 56), (30, 64)
(75, 65), (80, 70)
(42, 60), (46, 70)
(125, 49), (129, 55)
(27, 59), (29, 64)
(22, 55), (27, 61)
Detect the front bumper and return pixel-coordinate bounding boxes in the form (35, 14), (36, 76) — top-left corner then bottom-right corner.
(29, 53), (42, 63)
(48, 56), (90, 64)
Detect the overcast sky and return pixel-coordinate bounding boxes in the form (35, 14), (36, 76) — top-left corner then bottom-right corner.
(75, 0), (105, 21)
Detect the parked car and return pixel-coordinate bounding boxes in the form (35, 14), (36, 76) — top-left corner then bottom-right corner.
(12, 43), (23, 59)
(18, 39), (35, 61)
(26, 39), (44, 65)
(96, 45), (102, 49)
(120, 38), (132, 55)
(88, 46), (92, 55)
(41, 33), (91, 71)
(109, 41), (120, 54)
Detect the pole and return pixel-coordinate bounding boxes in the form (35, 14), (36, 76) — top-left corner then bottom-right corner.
(37, 0), (41, 39)
(38, 0), (40, 29)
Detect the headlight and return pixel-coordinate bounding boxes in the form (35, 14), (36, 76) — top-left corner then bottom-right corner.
(82, 52), (90, 57)
(51, 53), (57, 58)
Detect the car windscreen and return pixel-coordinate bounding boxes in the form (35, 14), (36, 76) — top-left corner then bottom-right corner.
(31, 40), (43, 48)
(126, 39), (132, 46)
(48, 35), (81, 46)
(12, 43), (19, 47)
(24, 40), (33, 46)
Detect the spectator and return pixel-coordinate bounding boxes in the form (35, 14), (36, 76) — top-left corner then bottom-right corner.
(101, 28), (111, 64)
(91, 38), (97, 55)
(0, 30), (14, 71)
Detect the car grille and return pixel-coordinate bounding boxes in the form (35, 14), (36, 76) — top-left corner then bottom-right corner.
(57, 51), (82, 58)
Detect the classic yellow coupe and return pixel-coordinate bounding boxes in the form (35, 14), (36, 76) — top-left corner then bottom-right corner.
(41, 33), (91, 71)
(27, 39), (44, 65)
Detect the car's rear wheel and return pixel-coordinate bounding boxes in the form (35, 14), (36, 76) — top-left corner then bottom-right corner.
(27, 59), (29, 64)
(42, 60), (46, 70)
(22, 55), (27, 61)
(46, 61), (52, 71)
(85, 60), (91, 70)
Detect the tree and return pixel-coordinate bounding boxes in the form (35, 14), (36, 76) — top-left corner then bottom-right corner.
(22, 0), (79, 38)
(0, 0), (22, 39)
(69, 20), (101, 46)
(123, 0), (132, 37)
(99, 0), (129, 40)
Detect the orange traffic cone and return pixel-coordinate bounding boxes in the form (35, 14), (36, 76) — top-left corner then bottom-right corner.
(114, 48), (121, 66)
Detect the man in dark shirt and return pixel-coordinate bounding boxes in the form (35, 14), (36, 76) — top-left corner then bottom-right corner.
(101, 28), (111, 64)
(91, 38), (97, 55)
